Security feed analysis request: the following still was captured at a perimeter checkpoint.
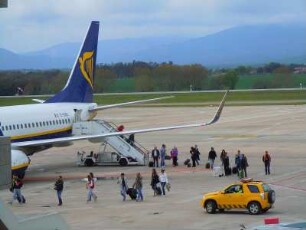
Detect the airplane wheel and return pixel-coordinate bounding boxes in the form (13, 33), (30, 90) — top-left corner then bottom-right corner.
(119, 158), (128, 166)
(84, 159), (94, 167)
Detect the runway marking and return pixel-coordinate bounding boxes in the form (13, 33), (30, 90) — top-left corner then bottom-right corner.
(269, 183), (306, 193)
(25, 166), (211, 182)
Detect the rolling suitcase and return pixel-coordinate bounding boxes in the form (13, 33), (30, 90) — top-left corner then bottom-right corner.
(205, 162), (210, 169)
(225, 167), (232, 176)
(156, 186), (162, 195)
(126, 188), (137, 200)
(232, 166), (238, 174)
(184, 159), (190, 166)
(148, 161), (154, 167)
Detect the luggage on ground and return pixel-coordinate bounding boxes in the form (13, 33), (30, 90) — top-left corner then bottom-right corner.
(184, 159), (190, 166)
(232, 166), (238, 174)
(205, 162), (210, 169)
(155, 182), (162, 195)
(225, 167), (232, 176)
(156, 186), (162, 195)
(148, 161), (154, 167)
(126, 188), (138, 200)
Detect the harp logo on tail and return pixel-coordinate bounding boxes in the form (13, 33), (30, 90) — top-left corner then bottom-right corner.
(79, 51), (94, 89)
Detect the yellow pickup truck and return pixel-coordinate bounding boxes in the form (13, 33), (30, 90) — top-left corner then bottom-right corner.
(200, 178), (275, 215)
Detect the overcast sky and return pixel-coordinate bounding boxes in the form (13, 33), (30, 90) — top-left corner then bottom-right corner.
(0, 0), (305, 53)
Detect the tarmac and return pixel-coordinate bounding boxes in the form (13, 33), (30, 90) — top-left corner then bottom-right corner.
(1, 105), (306, 230)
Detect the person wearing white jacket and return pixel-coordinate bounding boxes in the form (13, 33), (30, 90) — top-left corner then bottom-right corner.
(159, 169), (168, 195)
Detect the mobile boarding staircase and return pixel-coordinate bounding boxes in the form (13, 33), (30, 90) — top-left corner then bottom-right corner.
(72, 120), (149, 166)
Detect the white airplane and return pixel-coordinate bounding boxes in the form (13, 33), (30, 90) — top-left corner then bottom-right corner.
(0, 21), (228, 177)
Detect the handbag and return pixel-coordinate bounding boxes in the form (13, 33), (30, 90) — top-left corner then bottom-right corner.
(166, 183), (171, 192)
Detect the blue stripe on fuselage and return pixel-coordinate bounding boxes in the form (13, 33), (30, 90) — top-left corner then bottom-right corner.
(11, 128), (72, 143)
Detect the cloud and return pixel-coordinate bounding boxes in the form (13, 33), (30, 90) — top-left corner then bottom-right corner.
(0, 0), (305, 52)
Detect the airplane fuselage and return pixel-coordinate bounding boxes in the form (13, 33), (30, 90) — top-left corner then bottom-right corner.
(0, 102), (97, 176)
(0, 103), (97, 144)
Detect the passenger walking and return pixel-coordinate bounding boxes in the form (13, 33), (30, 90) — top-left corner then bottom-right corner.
(208, 147), (217, 169)
(9, 175), (25, 205)
(160, 144), (166, 168)
(133, 173), (143, 201)
(170, 146), (178, 167)
(151, 146), (160, 168)
(223, 152), (230, 176)
(86, 174), (97, 203)
(262, 151), (271, 175)
(117, 173), (128, 201)
(235, 150), (242, 177)
(159, 169), (168, 195)
(89, 172), (98, 200)
(240, 154), (249, 178)
(220, 149), (226, 165)
(194, 145), (201, 165)
(54, 176), (64, 206)
(190, 146), (197, 167)
(150, 168), (160, 196)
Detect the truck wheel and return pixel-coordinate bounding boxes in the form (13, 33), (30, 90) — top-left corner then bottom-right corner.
(205, 200), (217, 214)
(248, 201), (261, 215)
(84, 159), (94, 167)
(119, 158), (128, 166)
(268, 190), (276, 204)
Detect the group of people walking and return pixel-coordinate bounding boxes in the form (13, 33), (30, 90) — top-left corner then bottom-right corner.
(215, 147), (272, 178)
(8, 146), (272, 206)
(117, 168), (170, 202)
(151, 144), (178, 168)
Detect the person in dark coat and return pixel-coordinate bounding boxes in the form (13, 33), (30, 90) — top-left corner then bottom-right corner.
(150, 168), (160, 196)
(54, 176), (64, 206)
(194, 145), (201, 165)
(208, 147), (217, 169)
(151, 146), (160, 168)
(223, 152), (230, 176)
(240, 154), (249, 177)
(262, 150), (271, 175)
(190, 147), (197, 167)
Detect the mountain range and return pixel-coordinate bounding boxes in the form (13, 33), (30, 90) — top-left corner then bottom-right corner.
(0, 23), (305, 70)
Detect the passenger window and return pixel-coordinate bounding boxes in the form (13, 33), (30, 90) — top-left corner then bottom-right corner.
(13, 125), (15, 129)
(56, 120), (59, 125)
(17, 124), (19, 129)
(53, 120), (55, 125)
(32, 123), (35, 127)
(25, 124), (27, 128)
(247, 185), (260, 193)
(9, 125), (12, 130)
(20, 124), (23, 129)
(43, 121), (45, 126)
(59, 120), (62, 124)
(36, 122), (39, 127)
(28, 123), (31, 128)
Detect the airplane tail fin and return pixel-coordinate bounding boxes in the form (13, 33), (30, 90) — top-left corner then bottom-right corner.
(45, 21), (99, 103)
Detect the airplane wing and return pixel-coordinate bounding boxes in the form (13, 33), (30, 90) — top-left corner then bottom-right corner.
(89, 96), (173, 112)
(12, 91), (228, 148)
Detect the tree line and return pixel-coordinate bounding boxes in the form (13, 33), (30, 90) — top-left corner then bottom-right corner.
(0, 61), (304, 96)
